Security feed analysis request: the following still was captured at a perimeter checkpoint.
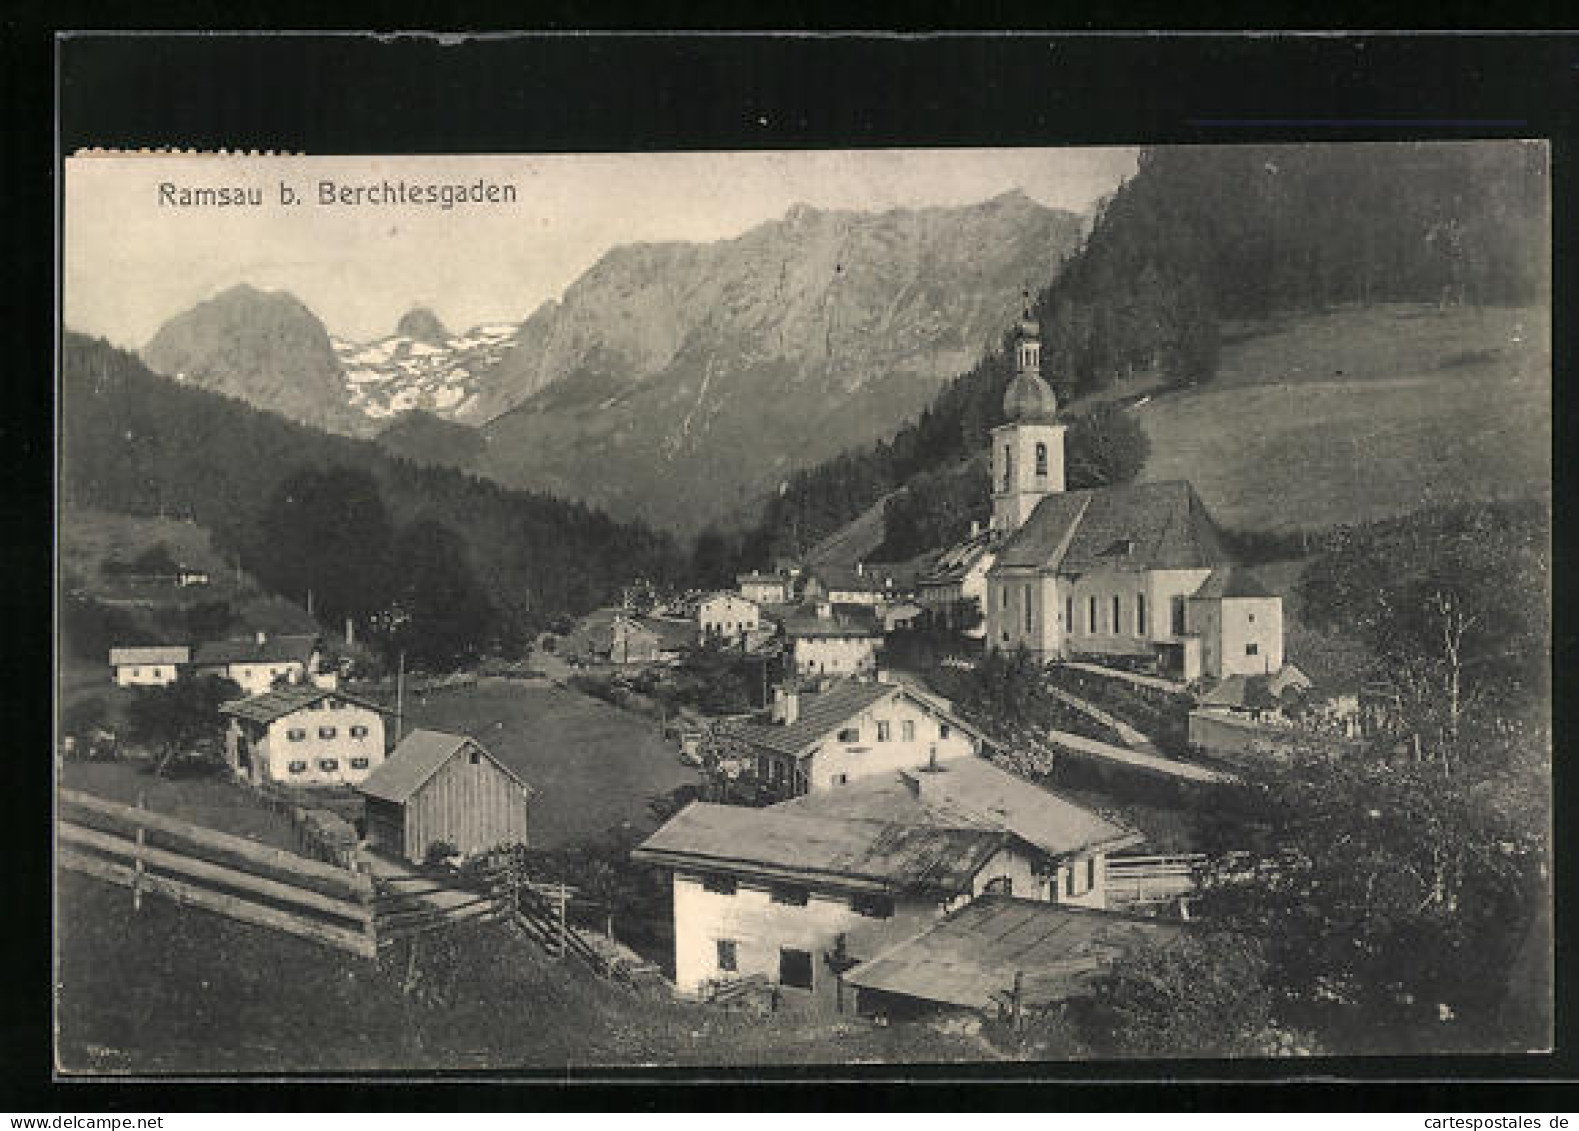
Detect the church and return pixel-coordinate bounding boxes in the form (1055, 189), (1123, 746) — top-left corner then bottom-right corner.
(981, 311), (1284, 683)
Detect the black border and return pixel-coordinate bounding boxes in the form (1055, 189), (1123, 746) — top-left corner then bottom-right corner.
(8, 25), (1576, 1111)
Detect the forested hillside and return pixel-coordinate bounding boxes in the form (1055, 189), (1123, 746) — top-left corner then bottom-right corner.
(742, 141), (1548, 563)
(61, 335), (685, 662)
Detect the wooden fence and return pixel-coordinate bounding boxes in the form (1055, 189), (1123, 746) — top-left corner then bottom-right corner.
(1104, 852), (1206, 908)
(58, 788), (377, 959)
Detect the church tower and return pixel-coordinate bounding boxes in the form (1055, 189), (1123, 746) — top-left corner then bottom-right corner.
(990, 305), (1065, 534)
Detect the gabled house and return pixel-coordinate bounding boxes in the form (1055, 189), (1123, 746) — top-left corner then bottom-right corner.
(716, 677), (989, 798)
(697, 592), (763, 645)
(359, 729), (534, 863)
(737, 571), (792, 606)
(194, 632), (325, 696)
(218, 684), (387, 788)
(108, 645), (190, 687)
(917, 528), (995, 637)
(782, 603), (883, 678)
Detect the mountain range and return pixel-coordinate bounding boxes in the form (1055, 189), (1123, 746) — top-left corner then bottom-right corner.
(136, 190), (1085, 532)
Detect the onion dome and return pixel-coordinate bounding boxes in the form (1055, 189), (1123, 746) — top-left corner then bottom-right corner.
(1003, 369), (1059, 423)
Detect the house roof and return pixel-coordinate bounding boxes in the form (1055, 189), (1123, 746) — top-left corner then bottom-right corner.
(771, 756), (1141, 860)
(805, 563), (910, 594)
(784, 606), (883, 639)
(219, 684), (385, 726)
(109, 645), (190, 667)
(700, 592), (760, 611)
(737, 572), (789, 588)
(921, 533), (994, 585)
(993, 480), (1228, 575)
(633, 615), (697, 651)
(630, 801), (1008, 896)
(1198, 675), (1277, 711)
(193, 634), (318, 668)
(719, 679), (899, 756)
(846, 896), (1185, 1011)
(1191, 565), (1275, 600)
(357, 729), (534, 804)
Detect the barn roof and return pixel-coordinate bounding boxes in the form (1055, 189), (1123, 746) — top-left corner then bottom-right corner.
(357, 729), (534, 804)
(847, 896), (1185, 1011)
(993, 480), (1228, 575)
(631, 802), (1007, 896)
(193, 634), (318, 667)
(109, 645), (190, 667)
(218, 684), (384, 725)
(771, 756), (1141, 860)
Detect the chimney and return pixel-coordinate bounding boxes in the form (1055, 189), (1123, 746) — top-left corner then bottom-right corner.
(970, 520), (981, 539)
(772, 685), (800, 727)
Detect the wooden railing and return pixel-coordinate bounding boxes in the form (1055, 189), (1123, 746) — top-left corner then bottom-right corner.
(58, 788), (377, 959)
(1105, 852), (1206, 906)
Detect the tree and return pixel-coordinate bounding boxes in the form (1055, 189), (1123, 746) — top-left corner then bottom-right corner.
(130, 543), (180, 576)
(254, 467), (395, 628)
(1194, 742), (1548, 1045)
(123, 673), (243, 774)
(1071, 931), (1306, 1058)
(1065, 404), (1151, 490)
(378, 519), (495, 669)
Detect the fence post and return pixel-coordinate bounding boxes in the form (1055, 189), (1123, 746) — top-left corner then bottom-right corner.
(557, 882), (568, 959)
(354, 853), (378, 959)
(132, 792), (147, 912)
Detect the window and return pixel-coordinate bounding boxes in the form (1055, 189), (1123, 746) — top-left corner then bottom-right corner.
(318, 758), (339, 772)
(703, 874), (737, 896)
(1066, 860), (1092, 898)
(770, 884), (809, 907)
(1248, 612), (1256, 623)
(469, 749), (482, 765)
(836, 727), (860, 743)
(1000, 587), (1008, 610)
(350, 757), (370, 770)
(287, 760), (308, 774)
(1172, 596), (1187, 636)
(984, 875), (1014, 896)
(876, 721), (891, 742)
(1089, 596), (1098, 633)
(1065, 596), (1073, 632)
(131, 668), (141, 678)
(831, 773), (848, 786)
(1246, 643), (1260, 657)
(852, 894), (894, 919)
(350, 725), (369, 739)
(716, 939), (738, 973)
(901, 720), (915, 742)
(779, 947), (814, 989)
(318, 726), (337, 740)
(1035, 442), (1048, 476)
(287, 728), (307, 742)
(1137, 593), (1147, 636)
(940, 723), (951, 739)
(1001, 446), (1011, 491)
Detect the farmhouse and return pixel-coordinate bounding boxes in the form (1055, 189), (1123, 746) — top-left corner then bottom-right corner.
(738, 571), (792, 605)
(632, 802), (1021, 1006)
(783, 603), (883, 678)
(717, 677), (988, 798)
(193, 632), (326, 696)
(982, 312), (1285, 682)
(917, 527), (995, 637)
(108, 645), (190, 687)
(697, 592), (763, 644)
(359, 729), (534, 864)
(846, 896), (1184, 1021)
(218, 684), (388, 788)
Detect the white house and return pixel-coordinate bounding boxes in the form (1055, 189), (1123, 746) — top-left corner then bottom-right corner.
(783, 604), (882, 678)
(917, 528), (995, 637)
(697, 592), (763, 645)
(716, 677), (988, 798)
(219, 684), (388, 788)
(737, 571), (791, 605)
(982, 312), (1284, 682)
(108, 645), (190, 687)
(194, 632), (325, 696)
(633, 758), (1141, 1006)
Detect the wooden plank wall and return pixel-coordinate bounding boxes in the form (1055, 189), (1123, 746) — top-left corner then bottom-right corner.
(405, 743), (529, 862)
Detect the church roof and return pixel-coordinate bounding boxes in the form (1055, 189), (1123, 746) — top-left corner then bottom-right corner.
(992, 480), (1229, 575)
(1191, 565), (1274, 600)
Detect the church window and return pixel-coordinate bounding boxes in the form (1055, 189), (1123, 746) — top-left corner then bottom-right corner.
(1137, 593), (1147, 636)
(1246, 643), (1260, 657)
(1035, 442), (1048, 477)
(1112, 595), (1121, 632)
(1065, 596), (1074, 633)
(1089, 596), (1098, 633)
(1002, 447), (1012, 491)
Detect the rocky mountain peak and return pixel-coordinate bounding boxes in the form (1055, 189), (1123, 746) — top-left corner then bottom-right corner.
(395, 306), (451, 345)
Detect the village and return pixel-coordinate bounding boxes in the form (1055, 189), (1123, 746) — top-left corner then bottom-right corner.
(54, 309), (1452, 1065)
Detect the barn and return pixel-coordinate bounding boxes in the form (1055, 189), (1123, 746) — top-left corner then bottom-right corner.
(358, 729), (534, 863)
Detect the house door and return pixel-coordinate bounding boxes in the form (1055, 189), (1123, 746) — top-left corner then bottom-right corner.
(779, 947), (813, 990)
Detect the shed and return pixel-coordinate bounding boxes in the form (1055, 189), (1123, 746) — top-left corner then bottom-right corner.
(357, 729), (534, 863)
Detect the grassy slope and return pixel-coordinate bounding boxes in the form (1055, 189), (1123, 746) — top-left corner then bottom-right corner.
(1136, 303), (1550, 533)
(56, 872), (1003, 1072)
(392, 682), (700, 849)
